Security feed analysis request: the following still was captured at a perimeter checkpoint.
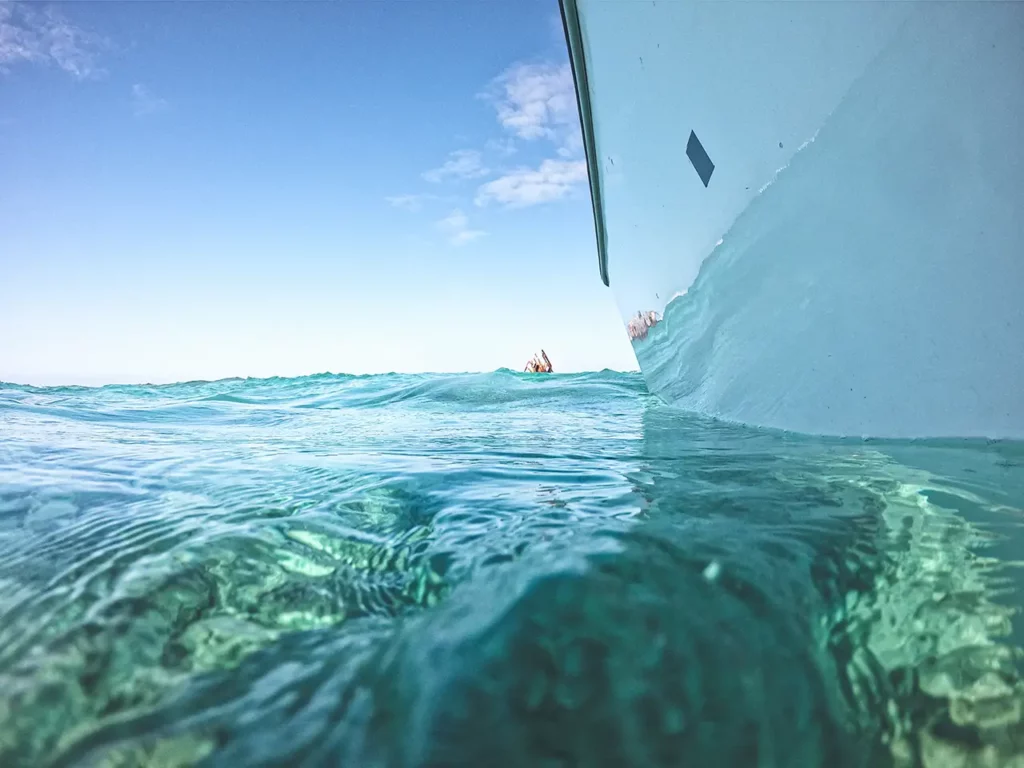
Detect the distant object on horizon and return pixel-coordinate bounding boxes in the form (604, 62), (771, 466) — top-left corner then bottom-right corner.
(524, 350), (553, 374)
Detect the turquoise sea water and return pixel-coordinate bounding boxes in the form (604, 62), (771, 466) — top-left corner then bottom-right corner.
(1, 371), (1022, 767)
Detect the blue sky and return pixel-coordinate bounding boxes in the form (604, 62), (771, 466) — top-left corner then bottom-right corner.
(0, 0), (637, 385)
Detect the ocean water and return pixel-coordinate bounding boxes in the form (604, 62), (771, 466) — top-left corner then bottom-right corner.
(0, 371), (1022, 767)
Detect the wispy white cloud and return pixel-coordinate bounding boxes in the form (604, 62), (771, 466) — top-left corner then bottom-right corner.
(0, 1), (104, 79)
(450, 229), (486, 246)
(436, 208), (486, 246)
(485, 136), (517, 157)
(386, 194), (431, 212)
(401, 59), (587, 228)
(556, 130), (583, 158)
(480, 61), (580, 156)
(422, 149), (489, 184)
(475, 159), (587, 209)
(132, 83), (168, 117)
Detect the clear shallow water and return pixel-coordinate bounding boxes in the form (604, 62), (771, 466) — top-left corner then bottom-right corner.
(0, 371), (1022, 767)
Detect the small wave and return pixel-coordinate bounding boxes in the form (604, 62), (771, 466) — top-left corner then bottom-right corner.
(1, 371), (648, 423)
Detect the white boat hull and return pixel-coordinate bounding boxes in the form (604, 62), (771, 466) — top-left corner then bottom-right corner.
(564, 1), (1024, 438)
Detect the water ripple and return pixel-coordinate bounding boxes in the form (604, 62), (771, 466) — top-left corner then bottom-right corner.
(0, 372), (1021, 767)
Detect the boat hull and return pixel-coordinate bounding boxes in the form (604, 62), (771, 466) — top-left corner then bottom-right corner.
(564, 1), (1024, 438)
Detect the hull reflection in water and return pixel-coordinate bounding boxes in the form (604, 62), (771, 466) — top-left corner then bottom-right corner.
(1, 374), (1021, 767)
(563, 1), (1024, 438)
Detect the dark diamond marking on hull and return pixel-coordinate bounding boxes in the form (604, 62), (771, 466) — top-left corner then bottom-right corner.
(686, 130), (715, 188)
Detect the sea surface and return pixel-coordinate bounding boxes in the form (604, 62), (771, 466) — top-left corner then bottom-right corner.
(0, 371), (1022, 767)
